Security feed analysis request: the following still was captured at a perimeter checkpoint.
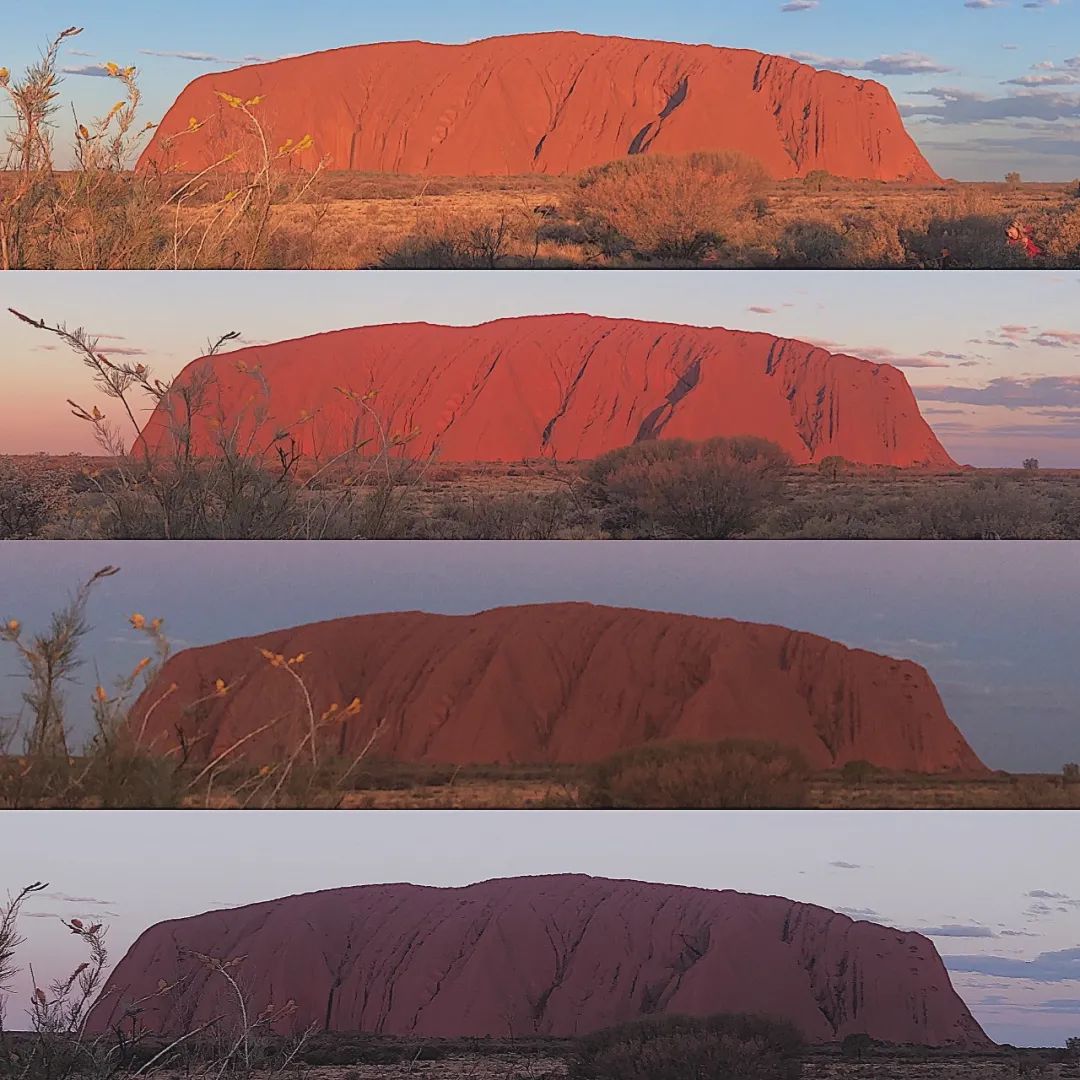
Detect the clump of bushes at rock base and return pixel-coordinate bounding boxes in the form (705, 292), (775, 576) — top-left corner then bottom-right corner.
(581, 740), (811, 810)
(569, 1013), (804, 1080)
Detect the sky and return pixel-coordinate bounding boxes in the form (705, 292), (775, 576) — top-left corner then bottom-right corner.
(2, 810), (1079, 1047)
(1, 540), (1077, 773)
(4, 270), (1080, 467)
(2, 0), (1080, 178)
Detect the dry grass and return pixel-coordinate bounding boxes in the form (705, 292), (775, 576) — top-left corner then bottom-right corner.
(142, 175), (1080, 270)
(4, 161), (1080, 270)
(7, 455), (1080, 540)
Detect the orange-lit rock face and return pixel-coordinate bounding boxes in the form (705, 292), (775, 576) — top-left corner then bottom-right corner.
(131, 603), (987, 774)
(137, 315), (956, 468)
(140, 33), (938, 182)
(88, 876), (990, 1048)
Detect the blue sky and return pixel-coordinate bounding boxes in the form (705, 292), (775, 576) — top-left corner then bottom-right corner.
(5, 270), (1080, 466)
(3, 0), (1080, 177)
(3, 810), (1080, 1046)
(1, 540), (1077, 773)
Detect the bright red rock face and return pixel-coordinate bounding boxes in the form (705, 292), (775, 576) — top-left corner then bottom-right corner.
(137, 315), (957, 468)
(87, 875), (990, 1048)
(139, 33), (939, 182)
(130, 603), (987, 774)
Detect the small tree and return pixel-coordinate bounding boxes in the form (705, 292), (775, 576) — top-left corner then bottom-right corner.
(1005, 171), (1022, 186)
(841, 1032), (875, 1061)
(818, 455), (848, 481)
(1064, 1035), (1080, 1060)
(1063, 763), (1080, 786)
(1023, 458), (1040, 471)
(805, 169), (831, 193)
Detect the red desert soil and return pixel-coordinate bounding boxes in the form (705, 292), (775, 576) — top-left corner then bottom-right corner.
(87, 875), (989, 1047)
(140, 32), (938, 181)
(131, 603), (987, 774)
(137, 314), (957, 468)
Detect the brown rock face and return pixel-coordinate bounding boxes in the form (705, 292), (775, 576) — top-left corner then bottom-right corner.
(87, 875), (990, 1048)
(137, 315), (957, 468)
(130, 603), (986, 774)
(139, 32), (939, 182)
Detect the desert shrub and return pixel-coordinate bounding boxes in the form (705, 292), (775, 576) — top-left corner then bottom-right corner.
(840, 1032), (876, 1061)
(774, 220), (849, 267)
(582, 740), (810, 810)
(837, 210), (907, 266)
(902, 213), (1030, 269)
(1063, 764), (1080, 786)
(1023, 458), (1041, 471)
(571, 151), (768, 260)
(1036, 203), (1080, 263)
(0, 456), (72, 538)
(379, 209), (525, 269)
(9, 309), (433, 540)
(568, 1014), (803, 1080)
(840, 760), (884, 784)
(818, 455), (849, 481)
(584, 436), (790, 538)
(408, 489), (600, 540)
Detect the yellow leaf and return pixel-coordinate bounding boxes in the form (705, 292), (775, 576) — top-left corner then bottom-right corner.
(130, 613), (146, 630)
(105, 61), (120, 76)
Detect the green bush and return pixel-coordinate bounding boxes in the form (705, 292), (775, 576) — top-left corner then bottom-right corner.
(569, 1014), (803, 1080)
(582, 740), (810, 810)
(584, 436), (790, 538)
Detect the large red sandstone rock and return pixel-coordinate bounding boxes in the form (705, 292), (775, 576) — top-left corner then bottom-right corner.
(139, 33), (939, 182)
(137, 315), (957, 468)
(130, 603), (986, 773)
(87, 875), (990, 1048)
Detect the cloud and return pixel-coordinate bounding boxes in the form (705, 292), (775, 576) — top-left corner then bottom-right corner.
(61, 64), (114, 78)
(903, 86), (1080, 124)
(916, 924), (997, 938)
(829, 860), (861, 870)
(839, 344), (951, 368)
(747, 306), (777, 314)
(1026, 890), (1080, 906)
(915, 376), (1080, 409)
(781, 0), (819, 9)
(837, 906), (883, 918)
(139, 49), (273, 65)
(793, 51), (952, 75)
(965, 0), (1007, 7)
(39, 891), (115, 906)
(944, 947), (1080, 982)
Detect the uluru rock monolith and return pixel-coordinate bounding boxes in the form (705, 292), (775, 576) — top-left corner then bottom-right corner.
(139, 32), (939, 182)
(136, 315), (957, 468)
(87, 875), (990, 1048)
(129, 603), (986, 773)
